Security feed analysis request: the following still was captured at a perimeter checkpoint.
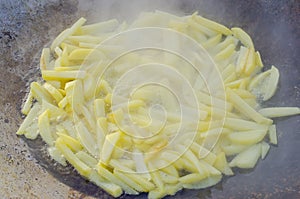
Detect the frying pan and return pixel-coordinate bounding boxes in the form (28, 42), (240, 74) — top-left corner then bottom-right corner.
(0, 0), (299, 198)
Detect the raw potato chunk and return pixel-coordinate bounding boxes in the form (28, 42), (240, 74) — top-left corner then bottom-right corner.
(16, 11), (300, 199)
(229, 143), (261, 169)
(227, 130), (267, 145)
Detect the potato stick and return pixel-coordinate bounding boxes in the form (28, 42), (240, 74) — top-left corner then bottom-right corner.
(176, 145), (207, 176)
(76, 121), (98, 157)
(88, 170), (122, 197)
(244, 48), (256, 75)
(227, 88), (272, 124)
(215, 43), (235, 61)
(17, 104), (40, 135)
(21, 91), (33, 115)
(213, 152), (233, 175)
(59, 120), (76, 138)
(78, 42), (98, 48)
(57, 132), (83, 152)
(182, 175), (222, 189)
(248, 68), (272, 90)
(97, 117), (108, 134)
(40, 48), (50, 71)
(43, 82), (64, 103)
(235, 46), (249, 74)
(54, 66), (81, 71)
(240, 78), (250, 90)
(213, 36), (236, 53)
(46, 81), (61, 89)
(148, 188), (167, 199)
(97, 164), (139, 195)
(75, 151), (98, 167)
(60, 46), (70, 66)
(225, 78), (247, 89)
(199, 160), (221, 175)
(169, 20), (188, 32)
(114, 170), (145, 192)
(79, 104), (96, 130)
(67, 35), (103, 44)
(234, 89), (256, 99)
(97, 80), (112, 95)
(231, 27), (254, 48)
(109, 159), (134, 172)
(198, 120), (224, 132)
(224, 117), (268, 131)
(221, 64), (235, 80)
(229, 143), (261, 169)
(261, 141), (270, 159)
(263, 66), (279, 101)
(38, 110), (54, 146)
(200, 127), (231, 138)
(196, 91), (232, 111)
(55, 137), (91, 176)
(227, 130), (267, 145)
(60, 42), (80, 52)
(42, 70), (86, 80)
(194, 15), (232, 35)
(202, 34), (222, 49)
(222, 144), (249, 156)
(224, 72), (237, 84)
(47, 147), (67, 166)
(30, 82), (54, 104)
(159, 171), (178, 184)
(42, 100), (66, 119)
(179, 173), (207, 184)
(82, 76), (96, 100)
(100, 131), (121, 163)
(23, 122), (39, 139)
(165, 183), (183, 196)
(189, 28), (207, 43)
(54, 47), (63, 57)
(51, 17), (86, 50)
(148, 165), (164, 191)
(58, 97), (68, 109)
(160, 164), (179, 179)
(94, 99), (105, 118)
(268, 125), (277, 145)
(255, 51), (263, 67)
(190, 142), (217, 165)
(187, 18), (216, 37)
(259, 107), (300, 118)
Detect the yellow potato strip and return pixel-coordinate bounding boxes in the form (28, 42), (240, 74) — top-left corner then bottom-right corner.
(21, 91), (33, 115)
(258, 107), (300, 118)
(227, 88), (272, 124)
(40, 48), (51, 71)
(42, 70), (86, 81)
(17, 104), (40, 135)
(97, 164), (139, 195)
(55, 137), (91, 176)
(88, 170), (122, 197)
(57, 132), (83, 152)
(38, 110), (54, 146)
(31, 82), (54, 104)
(51, 17), (86, 50)
(231, 27), (254, 48)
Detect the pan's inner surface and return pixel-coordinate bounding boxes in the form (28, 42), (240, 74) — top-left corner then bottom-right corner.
(1, 0), (299, 198)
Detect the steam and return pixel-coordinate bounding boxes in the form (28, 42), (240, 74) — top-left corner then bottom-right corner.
(77, 0), (186, 23)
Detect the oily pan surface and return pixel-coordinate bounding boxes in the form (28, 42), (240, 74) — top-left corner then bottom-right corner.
(0, 0), (299, 198)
